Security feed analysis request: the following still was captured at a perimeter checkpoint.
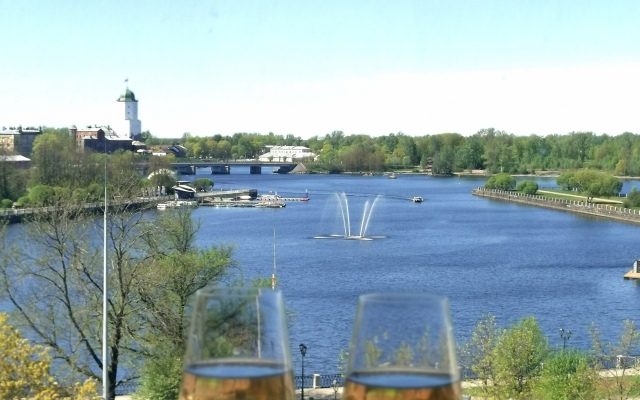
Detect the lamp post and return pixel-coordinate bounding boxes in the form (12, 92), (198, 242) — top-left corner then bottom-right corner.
(332, 379), (339, 400)
(560, 328), (571, 350)
(299, 344), (307, 400)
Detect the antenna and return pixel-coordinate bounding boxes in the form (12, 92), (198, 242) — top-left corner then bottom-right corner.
(271, 227), (277, 290)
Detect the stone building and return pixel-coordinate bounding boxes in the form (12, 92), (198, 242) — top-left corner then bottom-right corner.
(0, 126), (42, 157)
(70, 125), (132, 153)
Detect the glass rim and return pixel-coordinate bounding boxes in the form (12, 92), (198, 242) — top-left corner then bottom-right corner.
(194, 286), (282, 297)
(358, 292), (449, 303)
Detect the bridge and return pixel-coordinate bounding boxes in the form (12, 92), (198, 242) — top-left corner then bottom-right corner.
(170, 160), (298, 175)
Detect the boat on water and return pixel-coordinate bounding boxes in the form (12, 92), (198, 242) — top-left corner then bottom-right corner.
(411, 196), (423, 203)
(388, 173), (397, 179)
(157, 200), (198, 210)
(257, 194), (286, 208)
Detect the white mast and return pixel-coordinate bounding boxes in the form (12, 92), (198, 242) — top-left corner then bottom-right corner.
(271, 228), (276, 290)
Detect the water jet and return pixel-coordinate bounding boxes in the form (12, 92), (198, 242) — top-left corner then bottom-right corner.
(314, 193), (383, 240)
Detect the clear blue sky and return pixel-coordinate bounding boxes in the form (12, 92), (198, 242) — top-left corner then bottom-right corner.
(2, 0), (639, 139)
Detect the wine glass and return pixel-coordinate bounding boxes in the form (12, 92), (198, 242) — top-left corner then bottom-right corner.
(179, 286), (294, 400)
(343, 293), (461, 400)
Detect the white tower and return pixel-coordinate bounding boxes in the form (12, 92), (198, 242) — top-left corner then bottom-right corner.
(117, 87), (142, 140)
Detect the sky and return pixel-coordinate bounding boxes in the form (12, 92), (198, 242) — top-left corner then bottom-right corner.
(2, 0), (640, 139)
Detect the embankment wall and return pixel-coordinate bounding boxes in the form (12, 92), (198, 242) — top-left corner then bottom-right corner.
(472, 188), (640, 226)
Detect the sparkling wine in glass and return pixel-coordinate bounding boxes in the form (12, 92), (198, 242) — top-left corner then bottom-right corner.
(179, 287), (294, 400)
(343, 292), (461, 400)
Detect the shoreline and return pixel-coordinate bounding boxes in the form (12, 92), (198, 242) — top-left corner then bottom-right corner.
(472, 188), (640, 226)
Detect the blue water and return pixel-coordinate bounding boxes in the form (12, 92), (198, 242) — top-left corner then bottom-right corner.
(187, 167), (640, 375)
(4, 168), (640, 380)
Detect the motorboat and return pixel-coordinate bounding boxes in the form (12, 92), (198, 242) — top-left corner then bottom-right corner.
(388, 173), (397, 179)
(411, 196), (423, 203)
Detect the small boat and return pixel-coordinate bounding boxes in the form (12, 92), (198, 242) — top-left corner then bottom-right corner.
(411, 196), (423, 203)
(388, 173), (397, 179)
(157, 200), (197, 210)
(257, 194), (286, 208)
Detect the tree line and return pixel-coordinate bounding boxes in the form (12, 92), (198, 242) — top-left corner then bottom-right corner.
(5, 127), (640, 206)
(176, 128), (640, 176)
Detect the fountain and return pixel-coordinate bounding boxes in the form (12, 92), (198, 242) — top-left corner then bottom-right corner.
(315, 193), (384, 240)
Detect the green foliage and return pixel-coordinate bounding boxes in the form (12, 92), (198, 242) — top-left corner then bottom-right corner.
(0, 199), (12, 208)
(27, 184), (55, 206)
(134, 347), (182, 400)
(461, 314), (500, 395)
(557, 171), (576, 190)
(516, 180), (539, 195)
(589, 320), (640, 399)
(0, 313), (98, 400)
(491, 316), (549, 399)
(149, 171), (176, 194)
(533, 349), (596, 400)
(569, 170), (623, 202)
(484, 173), (516, 190)
(364, 341), (383, 368)
(431, 147), (455, 176)
(193, 177), (214, 192)
(624, 187), (640, 208)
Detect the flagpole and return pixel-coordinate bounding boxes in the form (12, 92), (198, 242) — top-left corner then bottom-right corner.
(102, 142), (109, 399)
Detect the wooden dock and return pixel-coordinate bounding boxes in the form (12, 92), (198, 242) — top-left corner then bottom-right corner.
(624, 259), (640, 279)
(624, 270), (640, 280)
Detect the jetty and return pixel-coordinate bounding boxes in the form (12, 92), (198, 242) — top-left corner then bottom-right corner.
(624, 259), (640, 280)
(199, 193), (287, 208)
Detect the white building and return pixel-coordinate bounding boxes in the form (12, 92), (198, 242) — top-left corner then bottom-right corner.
(258, 145), (316, 162)
(115, 87), (142, 140)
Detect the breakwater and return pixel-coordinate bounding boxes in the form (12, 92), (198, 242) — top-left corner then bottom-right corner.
(472, 188), (640, 225)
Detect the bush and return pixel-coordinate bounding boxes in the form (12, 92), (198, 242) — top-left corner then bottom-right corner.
(484, 173), (516, 190)
(516, 180), (539, 195)
(0, 199), (12, 208)
(624, 187), (640, 208)
(134, 352), (183, 400)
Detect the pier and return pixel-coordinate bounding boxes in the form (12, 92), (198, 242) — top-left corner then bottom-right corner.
(624, 259), (640, 280)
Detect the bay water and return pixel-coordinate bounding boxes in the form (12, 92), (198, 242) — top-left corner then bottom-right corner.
(4, 168), (640, 379)
(190, 168), (640, 375)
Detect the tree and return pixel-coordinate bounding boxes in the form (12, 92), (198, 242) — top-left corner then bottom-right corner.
(516, 180), (538, 195)
(589, 320), (640, 400)
(484, 173), (516, 190)
(132, 207), (237, 400)
(456, 137), (484, 172)
(623, 187), (640, 208)
(30, 132), (76, 187)
(461, 314), (500, 396)
(0, 313), (98, 399)
(557, 171), (576, 190)
(193, 177), (214, 192)
(491, 316), (549, 399)
(0, 193), (236, 398)
(431, 147), (455, 176)
(569, 170), (623, 203)
(533, 349), (596, 400)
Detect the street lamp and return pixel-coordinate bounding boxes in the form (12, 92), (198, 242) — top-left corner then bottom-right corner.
(299, 344), (307, 400)
(332, 379), (339, 400)
(560, 328), (571, 350)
